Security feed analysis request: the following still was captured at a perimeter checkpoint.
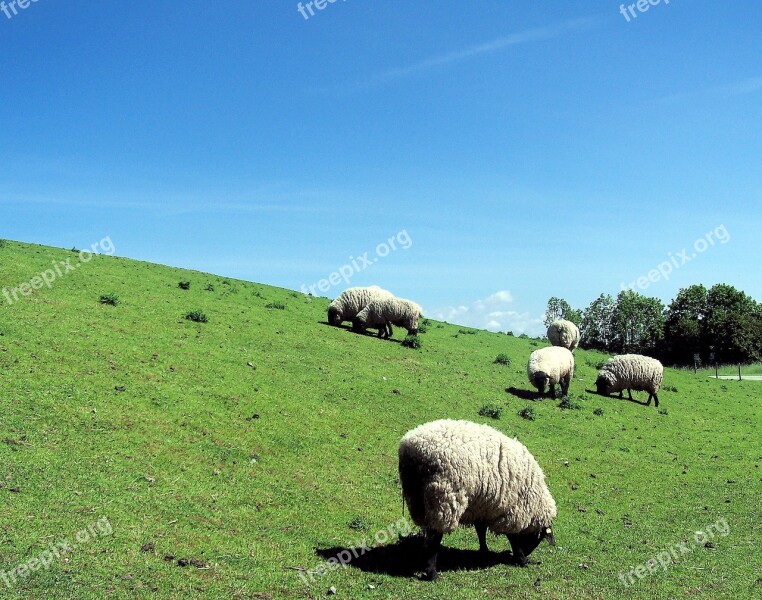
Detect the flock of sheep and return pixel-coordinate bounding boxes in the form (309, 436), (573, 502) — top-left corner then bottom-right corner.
(325, 287), (666, 580)
(327, 285), (422, 338)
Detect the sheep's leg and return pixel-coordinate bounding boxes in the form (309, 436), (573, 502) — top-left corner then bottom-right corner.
(647, 392), (659, 407)
(475, 522), (489, 554)
(507, 534), (529, 567)
(627, 389), (633, 401)
(422, 530), (443, 581)
(386, 323), (393, 339)
(561, 376), (570, 397)
(618, 391), (624, 399)
(549, 384), (556, 399)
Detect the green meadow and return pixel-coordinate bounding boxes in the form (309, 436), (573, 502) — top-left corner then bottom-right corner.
(0, 240), (759, 599)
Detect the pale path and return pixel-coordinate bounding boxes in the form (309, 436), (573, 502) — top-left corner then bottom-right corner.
(710, 375), (762, 381)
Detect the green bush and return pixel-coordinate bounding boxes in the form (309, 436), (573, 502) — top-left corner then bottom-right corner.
(401, 335), (422, 349)
(518, 406), (536, 421)
(593, 407), (605, 416)
(266, 302), (286, 310)
(178, 281), (190, 290)
(204, 283), (215, 292)
(478, 404), (503, 419)
(348, 516), (370, 531)
(185, 310), (208, 323)
(494, 354), (511, 366)
(559, 396), (581, 410)
(99, 293), (120, 306)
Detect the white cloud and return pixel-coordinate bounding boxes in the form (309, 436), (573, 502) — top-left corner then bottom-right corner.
(427, 290), (544, 336)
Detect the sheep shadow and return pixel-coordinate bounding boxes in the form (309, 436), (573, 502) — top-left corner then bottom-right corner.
(314, 534), (516, 579)
(585, 388), (651, 406)
(322, 321), (404, 343)
(505, 387), (543, 401)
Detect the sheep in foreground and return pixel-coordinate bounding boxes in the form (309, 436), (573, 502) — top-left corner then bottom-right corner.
(327, 286), (394, 335)
(399, 419), (557, 580)
(352, 297), (422, 338)
(595, 354), (664, 407)
(547, 319), (580, 352)
(526, 346), (575, 398)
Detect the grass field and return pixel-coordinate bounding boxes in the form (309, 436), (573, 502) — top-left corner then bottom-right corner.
(1, 240), (760, 599)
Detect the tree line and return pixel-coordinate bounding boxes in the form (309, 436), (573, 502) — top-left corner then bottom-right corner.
(544, 284), (762, 366)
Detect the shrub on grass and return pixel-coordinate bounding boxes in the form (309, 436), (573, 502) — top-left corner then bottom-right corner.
(518, 406), (536, 421)
(478, 404), (503, 419)
(401, 335), (422, 349)
(658, 408), (669, 415)
(494, 354), (511, 367)
(505, 331), (514, 337)
(664, 385), (678, 393)
(0, 239), (6, 249)
(178, 281), (191, 290)
(348, 516), (370, 531)
(519, 333), (529, 339)
(458, 328), (477, 335)
(559, 396), (581, 410)
(99, 293), (120, 306)
(417, 323), (428, 334)
(185, 311), (208, 323)
(266, 302), (286, 310)
(204, 283), (215, 292)
(593, 408), (605, 416)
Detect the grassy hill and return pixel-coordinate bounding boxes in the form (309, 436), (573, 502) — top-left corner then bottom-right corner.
(0, 240), (759, 599)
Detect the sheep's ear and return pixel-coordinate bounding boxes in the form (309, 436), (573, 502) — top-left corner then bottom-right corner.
(544, 527), (556, 546)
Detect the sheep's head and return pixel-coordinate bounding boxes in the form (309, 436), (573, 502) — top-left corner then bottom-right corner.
(507, 526), (555, 564)
(351, 317), (367, 334)
(595, 371), (615, 395)
(531, 372), (550, 394)
(327, 306), (342, 326)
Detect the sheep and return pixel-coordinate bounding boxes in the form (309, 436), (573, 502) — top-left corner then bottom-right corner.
(398, 419), (557, 580)
(526, 346), (575, 398)
(327, 286), (394, 336)
(352, 297), (422, 339)
(547, 319), (580, 352)
(595, 354), (664, 407)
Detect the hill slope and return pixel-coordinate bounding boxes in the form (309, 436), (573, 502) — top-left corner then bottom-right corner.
(0, 240), (759, 599)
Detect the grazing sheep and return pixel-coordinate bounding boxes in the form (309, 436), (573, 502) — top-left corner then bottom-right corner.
(526, 346), (575, 398)
(352, 297), (422, 338)
(547, 319), (580, 352)
(327, 286), (394, 335)
(399, 419), (557, 580)
(595, 354), (664, 407)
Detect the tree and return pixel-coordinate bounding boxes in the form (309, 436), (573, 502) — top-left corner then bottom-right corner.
(704, 284), (762, 364)
(664, 285), (708, 364)
(580, 294), (616, 351)
(544, 297), (582, 327)
(612, 290), (665, 355)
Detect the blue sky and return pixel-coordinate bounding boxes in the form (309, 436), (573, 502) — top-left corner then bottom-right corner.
(2, 1), (760, 335)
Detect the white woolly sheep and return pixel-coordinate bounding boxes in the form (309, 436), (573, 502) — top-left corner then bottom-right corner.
(526, 346), (575, 398)
(352, 297), (422, 338)
(547, 319), (580, 352)
(399, 419), (557, 580)
(595, 354), (664, 407)
(327, 286), (394, 335)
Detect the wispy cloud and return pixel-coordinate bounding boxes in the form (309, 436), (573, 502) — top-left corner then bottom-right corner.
(427, 290), (544, 336)
(656, 76), (762, 104)
(319, 17), (596, 93)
